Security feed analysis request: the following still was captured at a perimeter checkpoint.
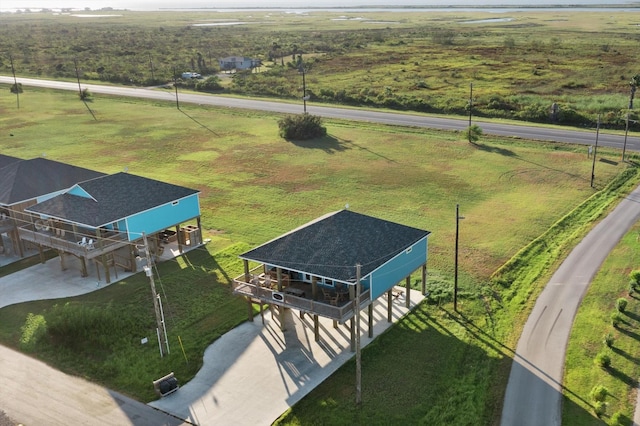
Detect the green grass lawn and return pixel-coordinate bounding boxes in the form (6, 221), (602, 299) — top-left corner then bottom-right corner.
(0, 86), (638, 421)
(564, 224), (640, 425)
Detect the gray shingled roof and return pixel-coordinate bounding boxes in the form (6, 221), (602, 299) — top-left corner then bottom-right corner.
(0, 158), (105, 206)
(27, 172), (199, 228)
(240, 210), (430, 282)
(0, 154), (20, 170)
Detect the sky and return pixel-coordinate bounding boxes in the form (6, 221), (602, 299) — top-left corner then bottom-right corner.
(2, 0), (638, 11)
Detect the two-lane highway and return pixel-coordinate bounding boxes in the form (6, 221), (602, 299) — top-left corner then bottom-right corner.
(2, 76), (639, 152)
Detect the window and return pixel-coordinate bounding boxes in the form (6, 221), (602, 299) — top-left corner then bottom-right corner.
(406, 247), (412, 254)
(172, 201), (179, 206)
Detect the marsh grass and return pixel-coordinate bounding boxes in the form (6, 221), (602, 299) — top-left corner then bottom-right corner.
(2, 11), (640, 127)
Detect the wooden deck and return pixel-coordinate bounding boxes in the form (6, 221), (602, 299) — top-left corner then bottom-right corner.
(18, 226), (129, 260)
(232, 272), (371, 322)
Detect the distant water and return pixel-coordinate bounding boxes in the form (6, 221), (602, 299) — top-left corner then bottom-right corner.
(2, 0), (639, 12)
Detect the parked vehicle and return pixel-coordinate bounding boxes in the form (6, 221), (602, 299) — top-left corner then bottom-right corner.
(181, 72), (201, 79)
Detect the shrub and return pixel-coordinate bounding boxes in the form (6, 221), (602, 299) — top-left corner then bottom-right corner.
(603, 331), (615, 348)
(195, 76), (223, 93)
(278, 113), (327, 140)
(616, 298), (628, 312)
(19, 313), (47, 352)
(465, 124), (483, 143)
(610, 411), (631, 426)
(589, 384), (608, 402)
(593, 400), (606, 417)
(629, 269), (640, 285)
(610, 311), (623, 328)
(10, 82), (23, 94)
(79, 88), (91, 101)
(594, 351), (611, 369)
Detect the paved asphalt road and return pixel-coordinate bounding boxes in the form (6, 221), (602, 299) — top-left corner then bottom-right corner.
(2, 76), (640, 152)
(501, 183), (640, 425)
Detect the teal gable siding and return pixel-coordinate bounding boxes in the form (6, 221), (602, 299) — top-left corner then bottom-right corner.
(67, 185), (92, 198)
(359, 276), (371, 292)
(369, 237), (428, 300)
(124, 194), (199, 241)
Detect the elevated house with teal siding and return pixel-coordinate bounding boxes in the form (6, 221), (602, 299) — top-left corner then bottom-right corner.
(23, 172), (201, 283)
(0, 157), (105, 257)
(233, 209), (429, 347)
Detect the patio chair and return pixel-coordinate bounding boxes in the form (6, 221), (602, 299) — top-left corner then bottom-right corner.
(263, 275), (272, 288)
(78, 237), (87, 247)
(86, 239), (95, 250)
(321, 288), (339, 306)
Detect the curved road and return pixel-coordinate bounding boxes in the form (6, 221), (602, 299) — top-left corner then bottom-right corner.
(501, 184), (640, 425)
(2, 76), (640, 152)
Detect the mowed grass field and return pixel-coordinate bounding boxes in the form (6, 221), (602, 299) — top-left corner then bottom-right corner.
(0, 86), (618, 275)
(0, 85), (637, 422)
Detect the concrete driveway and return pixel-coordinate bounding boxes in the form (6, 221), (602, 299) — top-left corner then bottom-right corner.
(0, 248), (186, 425)
(150, 292), (423, 425)
(0, 246), (423, 425)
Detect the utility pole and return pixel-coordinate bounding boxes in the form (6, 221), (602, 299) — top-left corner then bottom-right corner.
(355, 263), (362, 405)
(591, 114), (600, 188)
(9, 54), (19, 109)
(74, 57), (96, 120)
(149, 54), (155, 81)
(468, 82), (473, 129)
(467, 82), (473, 143)
(454, 204), (465, 312)
(623, 112), (629, 162)
(74, 57), (83, 99)
(299, 65), (308, 113)
(173, 67), (180, 110)
(142, 232), (167, 357)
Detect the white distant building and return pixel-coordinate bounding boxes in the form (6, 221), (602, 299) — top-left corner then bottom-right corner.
(219, 56), (261, 72)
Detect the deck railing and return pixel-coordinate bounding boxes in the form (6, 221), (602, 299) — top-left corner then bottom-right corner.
(18, 227), (129, 259)
(0, 217), (14, 233)
(232, 275), (371, 322)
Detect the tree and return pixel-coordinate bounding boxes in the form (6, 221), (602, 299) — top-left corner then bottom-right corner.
(465, 124), (483, 143)
(10, 83), (23, 94)
(629, 74), (640, 109)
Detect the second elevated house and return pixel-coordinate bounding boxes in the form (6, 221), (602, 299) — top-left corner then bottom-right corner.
(233, 209), (430, 345)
